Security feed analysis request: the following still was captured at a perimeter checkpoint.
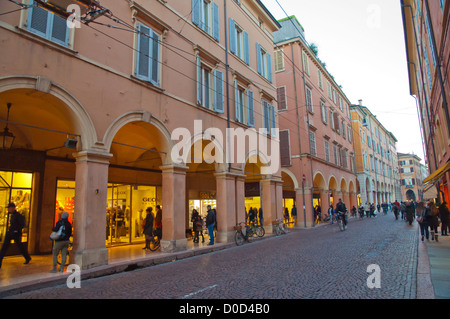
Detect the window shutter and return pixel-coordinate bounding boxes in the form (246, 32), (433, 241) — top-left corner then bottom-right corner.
(137, 24), (150, 79)
(150, 31), (160, 85)
(29, 4), (48, 36)
(51, 15), (68, 44)
(234, 80), (240, 122)
(214, 70), (224, 113)
(243, 31), (250, 65)
(247, 90), (254, 127)
(277, 87), (287, 111)
(263, 100), (269, 134)
(192, 0), (201, 26)
(256, 43), (262, 75)
(229, 18), (236, 54)
(280, 130), (291, 166)
(196, 55), (202, 105)
(267, 53), (272, 83)
(270, 104), (276, 136)
(212, 2), (220, 41)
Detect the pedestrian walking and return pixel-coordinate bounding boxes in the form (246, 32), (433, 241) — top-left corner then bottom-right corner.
(428, 201), (440, 242)
(364, 202), (370, 218)
(142, 207), (154, 250)
(206, 205), (215, 245)
(439, 202), (449, 236)
(0, 203), (31, 269)
(416, 202), (429, 242)
(328, 205), (335, 224)
(155, 205), (162, 240)
(49, 212), (72, 273)
(290, 205), (296, 227)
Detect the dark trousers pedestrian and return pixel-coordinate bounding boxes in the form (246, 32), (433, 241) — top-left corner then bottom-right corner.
(0, 231), (31, 267)
(441, 220), (449, 235)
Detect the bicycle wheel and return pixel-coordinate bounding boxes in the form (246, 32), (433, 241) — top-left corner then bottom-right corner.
(256, 226), (265, 237)
(235, 231), (244, 246)
(338, 218), (344, 231)
(148, 236), (160, 251)
(275, 225), (281, 236)
(281, 223), (288, 234)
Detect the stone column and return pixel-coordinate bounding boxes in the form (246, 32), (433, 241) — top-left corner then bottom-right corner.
(73, 151), (112, 270)
(160, 164), (188, 253)
(215, 171), (245, 243)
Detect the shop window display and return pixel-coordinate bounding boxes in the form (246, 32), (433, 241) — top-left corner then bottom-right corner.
(106, 184), (161, 246)
(0, 171), (33, 245)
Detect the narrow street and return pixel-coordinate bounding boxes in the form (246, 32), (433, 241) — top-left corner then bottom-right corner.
(7, 212), (419, 300)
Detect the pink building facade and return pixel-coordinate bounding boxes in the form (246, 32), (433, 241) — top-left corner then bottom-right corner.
(401, 0), (450, 204)
(0, 0), (282, 269)
(274, 17), (357, 227)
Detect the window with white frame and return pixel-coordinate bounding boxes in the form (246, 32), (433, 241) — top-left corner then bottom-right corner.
(274, 50), (284, 72)
(262, 100), (276, 135)
(324, 140), (330, 162)
(320, 100), (327, 124)
(229, 19), (249, 64)
(235, 80), (254, 126)
(27, 0), (69, 46)
(136, 23), (160, 86)
(196, 56), (224, 113)
(257, 44), (272, 82)
(192, 0), (220, 41)
(302, 51), (310, 75)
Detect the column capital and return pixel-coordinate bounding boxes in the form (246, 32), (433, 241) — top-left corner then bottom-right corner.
(159, 164), (189, 174)
(214, 171), (246, 180)
(73, 150), (112, 164)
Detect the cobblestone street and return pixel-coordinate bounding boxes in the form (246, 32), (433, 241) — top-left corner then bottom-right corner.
(8, 213), (419, 299)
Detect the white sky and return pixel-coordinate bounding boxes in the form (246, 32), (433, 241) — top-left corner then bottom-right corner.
(260, 0), (426, 165)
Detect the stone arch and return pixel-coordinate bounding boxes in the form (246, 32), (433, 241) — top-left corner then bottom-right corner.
(0, 75), (97, 150)
(102, 111), (174, 165)
(281, 168), (299, 189)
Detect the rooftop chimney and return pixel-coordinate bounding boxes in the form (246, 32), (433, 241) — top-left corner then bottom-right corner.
(358, 99), (363, 106)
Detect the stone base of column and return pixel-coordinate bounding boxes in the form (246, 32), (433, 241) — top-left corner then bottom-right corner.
(216, 230), (235, 243)
(161, 238), (187, 253)
(74, 248), (108, 270)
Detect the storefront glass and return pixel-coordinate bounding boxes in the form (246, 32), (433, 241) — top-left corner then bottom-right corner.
(245, 196), (261, 224)
(55, 180), (75, 225)
(106, 184), (161, 246)
(0, 171), (33, 245)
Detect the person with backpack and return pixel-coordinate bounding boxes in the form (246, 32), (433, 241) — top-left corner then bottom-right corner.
(49, 211), (72, 273)
(0, 203), (31, 269)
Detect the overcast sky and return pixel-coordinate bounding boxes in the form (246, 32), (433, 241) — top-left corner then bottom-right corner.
(260, 0), (426, 165)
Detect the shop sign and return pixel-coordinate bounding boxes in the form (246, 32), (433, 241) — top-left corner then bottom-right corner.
(199, 192), (216, 199)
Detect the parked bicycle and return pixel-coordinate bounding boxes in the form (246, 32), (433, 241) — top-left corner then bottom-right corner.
(272, 218), (288, 236)
(249, 221), (265, 237)
(234, 222), (257, 245)
(147, 229), (161, 251)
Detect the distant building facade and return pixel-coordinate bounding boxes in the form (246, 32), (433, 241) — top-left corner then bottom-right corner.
(398, 153), (426, 201)
(350, 101), (401, 206)
(274, 16), (357, 227)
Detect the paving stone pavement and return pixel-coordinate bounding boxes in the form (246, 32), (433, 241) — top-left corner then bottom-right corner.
(6, 213), (419, 299)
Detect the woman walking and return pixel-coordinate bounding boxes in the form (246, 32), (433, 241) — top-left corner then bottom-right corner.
(428, 201), (440, 242)
(416, 202), (429, 242)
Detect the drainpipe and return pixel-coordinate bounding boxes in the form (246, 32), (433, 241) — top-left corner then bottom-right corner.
(224, 0), (231, 173)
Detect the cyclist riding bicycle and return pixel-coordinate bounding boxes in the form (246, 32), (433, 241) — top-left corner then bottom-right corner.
(336, 198), (348, 227)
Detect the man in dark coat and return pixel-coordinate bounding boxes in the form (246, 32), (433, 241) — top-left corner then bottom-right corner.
(0, 203), (31, 268)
